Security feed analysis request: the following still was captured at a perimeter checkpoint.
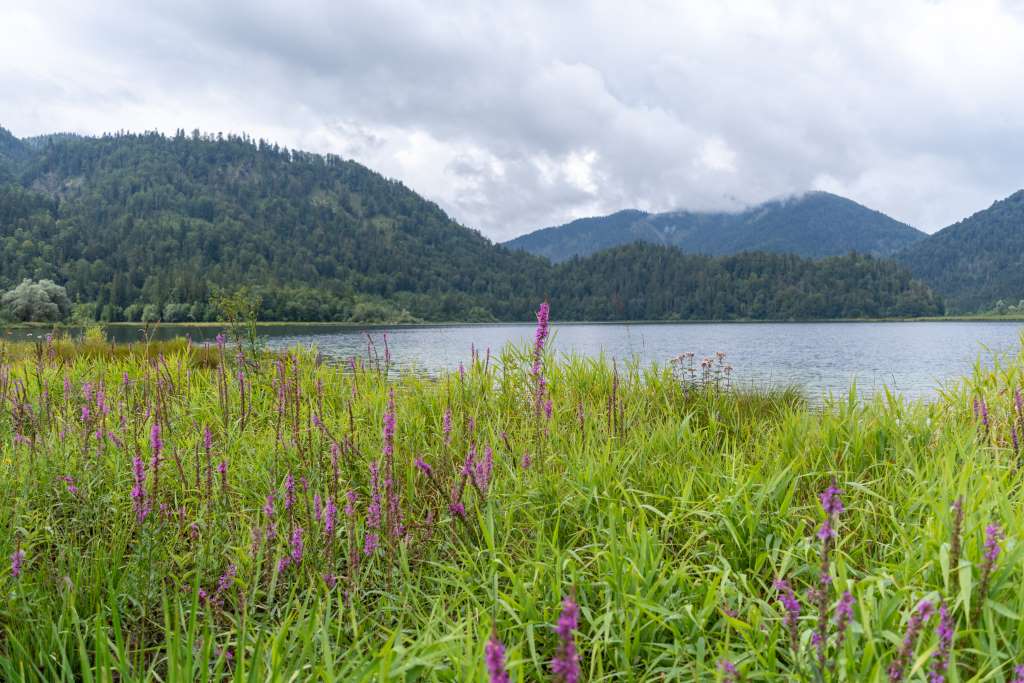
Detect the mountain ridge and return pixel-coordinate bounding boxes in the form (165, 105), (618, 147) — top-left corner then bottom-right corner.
(505, 191), (927, 262)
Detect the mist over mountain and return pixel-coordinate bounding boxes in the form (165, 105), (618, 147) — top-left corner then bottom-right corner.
(505, 192), (927, 262)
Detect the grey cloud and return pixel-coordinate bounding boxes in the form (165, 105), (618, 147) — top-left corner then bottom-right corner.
(2, 0), (1024, 240)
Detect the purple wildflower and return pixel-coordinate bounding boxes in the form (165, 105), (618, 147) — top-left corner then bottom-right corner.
(131, 456), (148, 523)
(382, 396), (396, 458)
(443, 408), (452, 444)
(551, 594), (581, 683)
(928, 602), (953, 683)
(544, 399), (553, 420)
(820, 484), (844, 515)
(835, 590), (855, 652)
(415, 458), (433, 477)
(367, 462), (381, 530)
(203, 425), (212, 453)
(718, 660), (739, 683)
(324, 497), (337, 536)
(973, 522), (1003, 625)
(888, 600), (934, 682)
(485, 631), (510, 683)
(949, 497), (964, 574)
(532, 301), (551, 376)
(774, 579), (801, 653)
(1013, 665), (1024, 683)
(263, 493), (275, 518)
(216, 564), (237, 595)
(363, 533), (379, 556)
(449, 501), (466, 518)
(475, 446), (494, 491)
(290, 527), (304, 564)
(314, 493), (323, 522)
(11, 548), (24, 578)
(150, 422), (162, 460)
(520, 452), (531, 469)
(344, 490), (356, 517)
(284, 472), (296, 511)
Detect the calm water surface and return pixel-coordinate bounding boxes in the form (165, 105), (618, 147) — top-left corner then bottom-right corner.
(11, 321), (1023, 401)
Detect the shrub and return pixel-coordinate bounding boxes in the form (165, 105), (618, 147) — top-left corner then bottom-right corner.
(0, 278), (71, 322)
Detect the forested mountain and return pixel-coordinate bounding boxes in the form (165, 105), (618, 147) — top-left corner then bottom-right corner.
(550, 244), (943, 320)
(0, 127), (944, 321)
(898, 190), (1024, 313)
(506, 192), (926, 262)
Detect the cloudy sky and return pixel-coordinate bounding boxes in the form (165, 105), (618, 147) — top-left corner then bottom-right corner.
(2, 1), (1024, 240)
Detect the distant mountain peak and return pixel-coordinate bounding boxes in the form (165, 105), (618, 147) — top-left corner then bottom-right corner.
(505, 192), (925, 262)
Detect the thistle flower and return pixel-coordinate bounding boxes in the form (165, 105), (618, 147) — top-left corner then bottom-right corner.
(11, 548), (24, 578)
(551, 594), (581, 683)
(888, 599), (934, 682)
(485, 630), (511, 683)
(928, 602), (953, 683)
(774, 578), (801, 653)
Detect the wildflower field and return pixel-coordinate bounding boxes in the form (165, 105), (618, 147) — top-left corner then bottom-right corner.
(2, 307), (1024, 681)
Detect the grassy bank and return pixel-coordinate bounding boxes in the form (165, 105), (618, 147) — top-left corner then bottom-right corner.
(1, 319), (1023, 681)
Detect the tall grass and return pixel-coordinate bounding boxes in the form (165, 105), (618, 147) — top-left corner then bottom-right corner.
(0, 322), (1023, 681)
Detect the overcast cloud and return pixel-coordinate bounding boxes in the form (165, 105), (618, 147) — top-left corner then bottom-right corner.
(2, 0), (1024, 240)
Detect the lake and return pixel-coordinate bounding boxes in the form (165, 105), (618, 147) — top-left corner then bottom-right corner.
(8, 321), (1023, 401)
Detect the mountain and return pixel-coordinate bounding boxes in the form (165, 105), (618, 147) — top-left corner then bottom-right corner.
(898, 190), (1024, 313)
(505, 192), (927, 262)
(0, 129), (551, 322)
(0, 127), (943, 322)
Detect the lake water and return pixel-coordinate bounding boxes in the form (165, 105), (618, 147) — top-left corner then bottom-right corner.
(9, 321), (1023, 401)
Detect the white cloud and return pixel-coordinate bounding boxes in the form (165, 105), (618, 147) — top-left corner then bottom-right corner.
(1, 0), (1024, 239)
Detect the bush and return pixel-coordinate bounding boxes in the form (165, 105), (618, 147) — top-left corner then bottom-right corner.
(0, 279), (71, 322)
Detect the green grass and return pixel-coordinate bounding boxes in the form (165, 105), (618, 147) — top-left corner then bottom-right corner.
(0, 332), (1022, 681)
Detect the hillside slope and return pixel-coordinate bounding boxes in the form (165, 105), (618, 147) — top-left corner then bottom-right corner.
(506, 192), (926, 262)
(898, 190), (1024, 312)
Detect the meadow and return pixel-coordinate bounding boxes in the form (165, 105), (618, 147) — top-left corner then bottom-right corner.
(1, 306), (1023, 682)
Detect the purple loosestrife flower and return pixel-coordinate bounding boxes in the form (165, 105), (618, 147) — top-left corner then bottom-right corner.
(203, 425), (212, 453)
(485, 631), (510, 683)
(363, 533), (379, 556)
(415, 458), (433, 477)
(324, 497), (337, 537)
(834, 590), (855, 653)
(131, 456), (148, 523)
(344, 490), (357, 517)
(718, 660), (739, 683)
(382, 396), (396, 458)
(290, 527), (304, 564)
(544, 399), (553, 420)
(284, 473), (296, 511)
(475, 446), (493, 491)
(442, 408), (452, 445)
(973, 522), (1003, 625)
(888, 599), (934, 682)
(774, 579), (801, 654)
(314, 494), (322, 522)
(928, 602), (953, 683)
(520, 452), (531, 469)
(449, 501), (466, 518)
(216, 565), (237, 595)
(551, 594), (581, 683)
(263, 494), (275, 518)
(980, 397), (989, 430)
(532, 301), (551, 376)
(1013, 665), (1024, 683)
(367, 462), (381, 530)
(949, 497), (964, 574)
(11, 548), (24, 578)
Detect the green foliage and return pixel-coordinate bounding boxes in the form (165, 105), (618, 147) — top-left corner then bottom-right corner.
(0, 278), (71, 322)
(508, 192), (926, 262)
(900, 190), (1024, 313)
(550, 244), (944, 320)
(0, 130), (945, 322)
(1, 333), (1023, 680)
